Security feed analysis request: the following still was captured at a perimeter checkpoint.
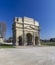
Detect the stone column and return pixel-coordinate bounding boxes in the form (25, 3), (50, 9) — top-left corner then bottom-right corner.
(22, 32), (26, 46)
(15, 29), (19, 46)
(33, 32), (35, 46)
(16, 37), (18, 46)
(37, 31), (41, 46)
(22, 18), (25, 46)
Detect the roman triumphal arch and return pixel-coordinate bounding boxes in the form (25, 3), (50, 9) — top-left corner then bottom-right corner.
(12, 17), (40, 46)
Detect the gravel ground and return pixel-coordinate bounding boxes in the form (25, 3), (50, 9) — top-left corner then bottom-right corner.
(0, 46), (55, 65)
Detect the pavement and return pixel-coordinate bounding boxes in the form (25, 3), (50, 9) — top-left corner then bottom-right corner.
(0, 46), (55, 65)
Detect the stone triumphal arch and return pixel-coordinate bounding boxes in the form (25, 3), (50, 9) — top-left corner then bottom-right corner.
(12, 17), (40, 46)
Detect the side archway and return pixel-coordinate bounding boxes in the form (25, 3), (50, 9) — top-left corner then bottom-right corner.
(18, 36), (23, 46)
(35, 37), (38, 45)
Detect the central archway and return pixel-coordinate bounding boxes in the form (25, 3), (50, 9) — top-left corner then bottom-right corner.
(26, 33), (32, 45)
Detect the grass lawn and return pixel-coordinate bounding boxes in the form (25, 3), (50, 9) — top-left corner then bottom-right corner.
(0, 42), (55, 48)
(41, 41), (55, 46)
(0, 44), (15, 48)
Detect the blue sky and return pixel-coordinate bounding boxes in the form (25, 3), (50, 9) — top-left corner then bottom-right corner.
(0, 0), (55, 39)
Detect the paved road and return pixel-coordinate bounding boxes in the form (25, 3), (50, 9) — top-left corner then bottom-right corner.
(0, 46), (55, 65)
